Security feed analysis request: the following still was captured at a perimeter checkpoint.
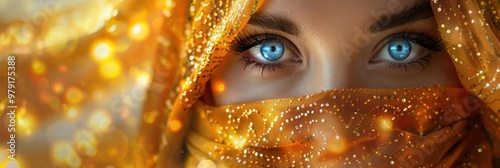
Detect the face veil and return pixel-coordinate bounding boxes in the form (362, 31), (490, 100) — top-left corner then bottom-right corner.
(187, 87), (492, 167)
(136, 0), (500, 167)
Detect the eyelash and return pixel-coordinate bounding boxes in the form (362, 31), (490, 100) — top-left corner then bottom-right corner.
(230, 32), (299, 52)
(386, 55), (433, 72)
(384, 32), (445, 51)
(229, 31), (445, 74)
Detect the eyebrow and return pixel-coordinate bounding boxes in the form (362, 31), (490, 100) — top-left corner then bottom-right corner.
(247, 12), (300, 36)
(369, 1), (434, 34)
(247, 2), (432, 36)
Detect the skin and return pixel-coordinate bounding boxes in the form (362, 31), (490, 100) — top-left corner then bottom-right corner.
(210, 0), (462, 106)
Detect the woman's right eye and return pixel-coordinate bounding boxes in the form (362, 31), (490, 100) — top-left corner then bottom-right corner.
(229, 33), (302, 74)
(247, 40), (295, 63)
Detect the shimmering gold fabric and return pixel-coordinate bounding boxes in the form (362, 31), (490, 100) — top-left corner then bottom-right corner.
(137, 0), (263, 167)
(187, 87), (492, 167)
(431, 1), (500, 110)
(432, 0), (500, 158)
(137, 0), (500, 167)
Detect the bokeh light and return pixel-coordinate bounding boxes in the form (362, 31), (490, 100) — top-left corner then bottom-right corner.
(169, 119), (182, 132)
(52, 82), (64, 94)
(378, 117), (393, 131)
(89, 110), (113, 132)
(99, 59), (122, 79)
(197, 160), (216, 168)
(231, 136), (247, 149)
(212, 80), (225, 93)
(17, 114), (33, 136)
(58, 65), (68, 73)
(0, 150), (20, 168)
(92, 40), (115, 61)
(4, 160), (20, 168)
(44, 28), (68, 56)
(31, 59), (46, 75)
(128, 22), (149, 41)
(136, 71), (151, 87)
(0, 0), (169, 167)
(51, 141), (82, 168)
(217, 84), (225, 93)
(74, 129), (98, 157)
(106, 20), (128, 36)
(108, 24), (118, 33)
(65, 87), (84, 104)
(67, 107), (78, 119)
(143, 110), (159, 124)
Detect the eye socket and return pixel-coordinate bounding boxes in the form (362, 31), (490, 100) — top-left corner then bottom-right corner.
(369, 33), (445, 73)
(229, 32), (302, 74)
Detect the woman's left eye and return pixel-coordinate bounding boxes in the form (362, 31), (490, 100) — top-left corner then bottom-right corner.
(376, 39), (427, 63)
(370, 33), (445, 73)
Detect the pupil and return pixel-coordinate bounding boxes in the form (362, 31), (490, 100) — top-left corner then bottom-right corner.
(397, 45), (403, 51)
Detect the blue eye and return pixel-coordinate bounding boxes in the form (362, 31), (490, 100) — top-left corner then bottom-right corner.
(260, 41), (284, 61)
(388, 40), (411, 60)
(230, 33), (302, 74)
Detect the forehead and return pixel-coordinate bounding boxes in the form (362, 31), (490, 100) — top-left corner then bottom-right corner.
(254, 0), (429, 41)
(258, 0), (425, 24)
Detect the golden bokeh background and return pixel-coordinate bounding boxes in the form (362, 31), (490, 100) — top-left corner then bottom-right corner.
(0, 0), (175, 167)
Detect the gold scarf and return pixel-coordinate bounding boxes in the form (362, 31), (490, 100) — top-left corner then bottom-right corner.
(186, 87), (492, 167)
(137, 0), (500, 167)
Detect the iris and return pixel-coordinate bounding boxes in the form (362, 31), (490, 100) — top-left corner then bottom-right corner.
(388, 40), (411, 60)
(260, 41), (284, 61)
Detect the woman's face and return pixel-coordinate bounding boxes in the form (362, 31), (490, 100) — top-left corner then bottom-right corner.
(210, 0), (461, 106)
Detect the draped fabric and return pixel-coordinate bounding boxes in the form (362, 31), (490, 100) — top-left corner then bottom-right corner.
(431, 0), (500, 158)
(187, 87), (493, 167)
(136, 0), (500, 167)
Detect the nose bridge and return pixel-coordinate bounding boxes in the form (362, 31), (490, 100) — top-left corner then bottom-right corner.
(307, 46), (363, 90)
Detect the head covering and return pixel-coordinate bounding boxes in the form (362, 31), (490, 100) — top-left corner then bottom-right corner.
(136, 0), (500, 167)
